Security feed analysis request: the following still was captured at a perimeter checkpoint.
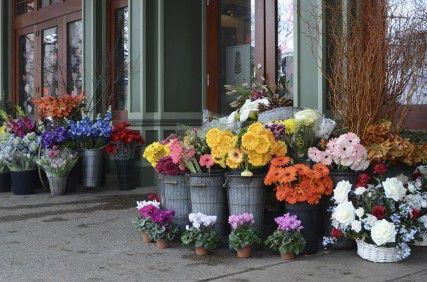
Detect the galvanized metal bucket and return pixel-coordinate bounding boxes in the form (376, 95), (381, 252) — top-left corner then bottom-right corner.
(159, 174), (190, 229)
(48, 176), (67, 196)
(226, 173), (266, 231)
(82, 149), (103, 188)
(187, 173), (226, 236)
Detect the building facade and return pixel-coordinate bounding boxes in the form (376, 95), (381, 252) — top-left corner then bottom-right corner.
(0, 0), (425, 186)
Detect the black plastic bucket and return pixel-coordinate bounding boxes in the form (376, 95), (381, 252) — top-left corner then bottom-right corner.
(0, 172), (11, 192)
(11, 170), (37, 195)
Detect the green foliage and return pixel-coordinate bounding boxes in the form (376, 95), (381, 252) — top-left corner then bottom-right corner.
(229, 225), (262, 251)
(181, 227), (220, 251)
(265, 230), (306, 255)
(151, 222), (179, 242)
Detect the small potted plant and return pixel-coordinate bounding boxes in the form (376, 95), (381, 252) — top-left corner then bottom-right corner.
(181, 212), (220, 255)
(265, 213), (306, 260)
(228, 213), (261, 258)
(105, 122), (144, 190)
(134, 200), (161, 243)
(150, 208), (178, 249)
(36, 147), (79, 196)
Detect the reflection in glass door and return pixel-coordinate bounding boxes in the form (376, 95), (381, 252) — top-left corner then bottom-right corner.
(18, 33), (36, 115)
(277, 0), (294, 99)
(41, 26), (59, 97)
(113, 6), (129, 111)
(219, 0), (255, 114)
(67, 20), (83, 96)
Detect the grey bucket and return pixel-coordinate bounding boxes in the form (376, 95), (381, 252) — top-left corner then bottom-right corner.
(159, 174), (190, 229)
(226, 173), (266, 231)
(187, 173), (225, 236)
(47, 176), (67, 196)
(82, 149), (103, 188)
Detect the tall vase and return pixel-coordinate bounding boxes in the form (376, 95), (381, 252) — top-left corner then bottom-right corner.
(48, 175), (67, 196)
(11, 170), (37, 195)
(82, 149), (103, 188)
(323, 171), (358, 249)
(0, 172), (11, 192)
(115, 159), (136, 190)
(285, 202), (321, 254)
(159, 174), (190, 229)
(188, 172), (225, 236)
(226, 173), (265, 232)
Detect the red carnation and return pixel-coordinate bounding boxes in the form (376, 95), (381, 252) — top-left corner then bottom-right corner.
(331, 227), (343, 238)
(356, 173), (371, 188)
(372, 205), (386, 220)
(373, 163), (387, 175)
(411, 209), (421, 220)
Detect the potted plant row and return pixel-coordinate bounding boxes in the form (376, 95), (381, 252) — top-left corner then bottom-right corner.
(181, 212), (220, 255)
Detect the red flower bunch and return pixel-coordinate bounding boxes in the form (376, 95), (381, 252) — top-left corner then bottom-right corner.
(105, 122), (144, 155)
(372, 205), (386, 220)
(331, 227), (343, 238)
(155, 156), (181, 176)
(372, 163), (387, 175)
(355, 173), (371, 188)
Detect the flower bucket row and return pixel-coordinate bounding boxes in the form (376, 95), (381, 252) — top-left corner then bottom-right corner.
(134, 200), (306, 260)
(0, 95), (144, 196)
(142, 104), (427, 262)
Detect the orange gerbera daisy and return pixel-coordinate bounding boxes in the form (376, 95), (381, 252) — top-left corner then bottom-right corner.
(279, 166), (297, 183)
(293, 163), (310, 176)
(270, 156), (291, 168)
(313, 163), (329, 178)
(264, 166), (286, 185)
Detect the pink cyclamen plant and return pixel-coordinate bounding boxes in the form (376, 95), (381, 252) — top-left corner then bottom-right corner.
(228, 213), (255, 230)
(275, 213), (303, 231)
(308, 132), (369, 171)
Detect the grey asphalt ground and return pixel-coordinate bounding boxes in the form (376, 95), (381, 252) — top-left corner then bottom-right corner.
(0, 186), (426, 281)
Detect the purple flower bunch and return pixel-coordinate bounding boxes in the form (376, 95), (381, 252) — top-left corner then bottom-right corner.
(155, 156), (182, 176)
(265, 123), (285, 140)
(7, 117), (36, 137)
(228, 213), (255, 230)
(138, 204), (175, 225)
(139, 204), (158, 219)
(275, 213), (303, 232)
(41, 126), (69, 149)
(250, 88), (266, 101)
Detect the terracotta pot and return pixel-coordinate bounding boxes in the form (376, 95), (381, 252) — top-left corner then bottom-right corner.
(156, 240), (169, 249)
(140, 232), (152, 243)
(195, 247), (209, 256)
(281, 252), (295, 261)
(236, 245), (252, 258)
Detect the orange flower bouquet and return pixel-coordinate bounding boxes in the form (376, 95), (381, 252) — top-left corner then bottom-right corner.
(33, 94), (85, 120)
(264, 156), (333, 205)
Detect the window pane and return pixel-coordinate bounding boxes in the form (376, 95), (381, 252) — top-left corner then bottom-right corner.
(16, 0), (35, 15)
(18, 33), (35, 116)
(113, 7), (129, 110)
(277, 0), (294, 99)
(42, 26), (59, 97)
(40, 0), (61, 8)
(67, 20), (83, 96)
(219, 0), (255, 114)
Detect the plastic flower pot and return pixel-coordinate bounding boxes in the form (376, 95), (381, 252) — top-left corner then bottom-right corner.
(47, 175), (67, 196)
(285, 202), (321, 254)
(82, 149), (103, 188)
(0, 172), (11, 192)
(11, 170), (37, 195)
(115, 159), (136, 190)
(66, 158), (81, 193)
(236, 245), (252, 258)
(158, 174), (190, 229)
(156, 240), (169, 249)
(281, 252), (295, 261)
(195, 247), (209, 256)
(140, 231), (152, 243)
(226, 172), (265, 231)
(188, 172), (226, 236)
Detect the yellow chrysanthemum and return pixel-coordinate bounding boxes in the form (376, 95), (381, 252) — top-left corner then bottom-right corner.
(247, 122), (264, 134)
(226, 157), (241, 169)
(283, 119), (297, 135)
(206, 128), (222, 148)
(272, 140), (287, 156)
(254, 135), (271, 154)
(143, 142), (170, 167)
(0, 126), (5, 136)
(241, 133), (259, 151)
(247, 151), (269, 167)
(212, 153), (226, 168)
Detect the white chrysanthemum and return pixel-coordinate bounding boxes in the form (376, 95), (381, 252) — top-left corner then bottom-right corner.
(364, 214), (378, 227)
(351, 220), (362, 233)
(332, 201), (355, 226)
(354, 186), (367, 195)
(382, 177), (406, 202)
(333, 180), (352, 203)
(355, 207), (365, 218)
(370, 219), (397, 246)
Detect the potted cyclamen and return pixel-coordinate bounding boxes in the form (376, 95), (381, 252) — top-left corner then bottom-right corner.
(36, 147), (78, 196)
(150, 208), (179, 249)
(264, 156), (333, 254)
(206, 123), (286, 232)
(324, 173), (426, 262)
(266, 213), (306, 260)
(181, 212), (220, 255)
(134, 200), (161, 243)
(105, 122), (144, 190)
(68, 109), (112, 188)
(228, 213), (261, 258)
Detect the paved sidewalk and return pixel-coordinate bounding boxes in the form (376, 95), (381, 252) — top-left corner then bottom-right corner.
(0, 187), (426, 281)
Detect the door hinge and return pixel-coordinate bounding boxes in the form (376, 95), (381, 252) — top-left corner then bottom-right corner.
(206, 74), (210, 87)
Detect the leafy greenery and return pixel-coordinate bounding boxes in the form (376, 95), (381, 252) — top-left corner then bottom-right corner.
(133, 216), (156, 238)
(265, 230), (306, 255)
(181, 226), (220, 251)
(229, 225), (262, 251)
(151, 222), (179, 242)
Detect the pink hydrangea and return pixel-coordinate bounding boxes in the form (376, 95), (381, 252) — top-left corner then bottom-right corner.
(228, 213), (255, 230)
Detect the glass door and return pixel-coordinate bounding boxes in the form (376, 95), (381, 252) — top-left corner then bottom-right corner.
(41, 24), (60, 97)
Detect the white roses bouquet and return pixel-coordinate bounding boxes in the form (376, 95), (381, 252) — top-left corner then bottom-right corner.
(324, 173), (426, 261)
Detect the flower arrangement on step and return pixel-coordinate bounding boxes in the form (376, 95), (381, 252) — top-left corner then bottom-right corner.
(134, 200), (161, 243)
(181, 212), (220, 256)
(205, 122), (287, 177)
(228, 213), (261, 258)
(105, 122), (144, 160)
(323, 166), (427, 262)
(265, 213), (306, 260)
(33, 93), (85, 122)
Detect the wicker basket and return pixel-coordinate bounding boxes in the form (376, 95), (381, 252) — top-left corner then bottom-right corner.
(356, 240), (401, 263)
(413, 232), (427, 247)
